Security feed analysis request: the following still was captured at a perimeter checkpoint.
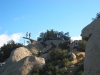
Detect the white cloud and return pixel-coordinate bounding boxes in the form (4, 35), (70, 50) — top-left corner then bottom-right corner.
(0, 33), (23, 47)
(71, 35), (82, 41)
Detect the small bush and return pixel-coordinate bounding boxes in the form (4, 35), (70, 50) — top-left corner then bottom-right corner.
(75, 62), (84, 75)
(77, 40), (86, 52)
(77, 71), (84, 75)
(58, 42), (67, 50)
(0, 40), (23, 62)
(32, 48), (70, 75)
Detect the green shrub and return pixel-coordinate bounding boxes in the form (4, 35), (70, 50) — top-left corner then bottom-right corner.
(77, 40), (86, 52)
(32, 48), (70, 75)
(0, 40), (23, 62)
(62, 58), (70, 67)
(77, 71), (84, 75)
(58, 42), (67, 50)
(49, 48), (68, 61)
(75, 62), (84, 75)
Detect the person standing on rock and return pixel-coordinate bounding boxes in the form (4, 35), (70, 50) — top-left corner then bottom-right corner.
(29, 33), (31, 38)
(26, 32), (28, 38)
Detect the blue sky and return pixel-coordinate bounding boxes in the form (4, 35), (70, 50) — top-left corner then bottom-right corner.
(0, 0), (100, 46)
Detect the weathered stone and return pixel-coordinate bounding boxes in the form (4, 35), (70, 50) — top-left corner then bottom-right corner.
(68, 52), (76, 61)
(82, 18), (100, 40)
(41, 53), (50, 60)
(81, 18), (100, 75)
(69, 52), (85, 65)
(1, 56), (45, 75)
(45, 40), (64, 47)
(42, 46), (52, 52)
(0, 47), (32, 74)
(26, 42), (45, 54)
(75, 52), (85, 62)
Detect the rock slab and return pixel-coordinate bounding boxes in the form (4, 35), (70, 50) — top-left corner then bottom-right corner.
(81, 18), (100, 75)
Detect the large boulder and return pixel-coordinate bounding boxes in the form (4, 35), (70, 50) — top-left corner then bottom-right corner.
(81, 18), (100, 75)
(68, 52), (76, 61)
(45, 40), (64, 47)
(81, 18), (100, 40)
(69, 52), (85, 65)
(40, 53), (50, 60)
(26, 44), (39, 54)
(1, 56), (45, 75)
(75, 52), (85, 62)
(26, 42), (45, 54)
(41, 46), (52, 52)
(0, 47), (32, 74)
(68, 52), (77, 65)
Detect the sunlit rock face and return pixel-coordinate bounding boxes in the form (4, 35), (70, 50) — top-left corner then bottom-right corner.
(26, 41), (45, 54)
(0, 47), (45, 75)
(0, 56), (45, 75)
(81, 18), (100, 75)
(0, 47), (32, 75)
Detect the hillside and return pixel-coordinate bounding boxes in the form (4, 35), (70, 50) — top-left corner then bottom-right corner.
(0, 38), (85, 75)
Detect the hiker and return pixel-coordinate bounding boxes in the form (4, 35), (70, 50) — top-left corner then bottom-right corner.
(73, 40), (78, 51)
(26, 32), (28, 38)
(29, 33), (31, 38)
(66, 40), (70, 51)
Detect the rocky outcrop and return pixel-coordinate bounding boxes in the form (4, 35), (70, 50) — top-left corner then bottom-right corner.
(23, 37), (36, 44)
(0, 47), (32, 74)
(0, 47), (45, 75)
(69, 52), (85, 65)
(23, 37), (45, 54)
(26, 42), (45, 54)
(45, 40), (64, 47)
(68, 52), (76, 61)
(26, 44), (39, 54)
(75, 52), (85, 62)
(26, 40), (63, 55)
(81, 18), (100, 40)
(41, 53), (50, 60)
(1, 56), (45, 75)
(81, 18), (100, 75)
(41, 46), (52, 52)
